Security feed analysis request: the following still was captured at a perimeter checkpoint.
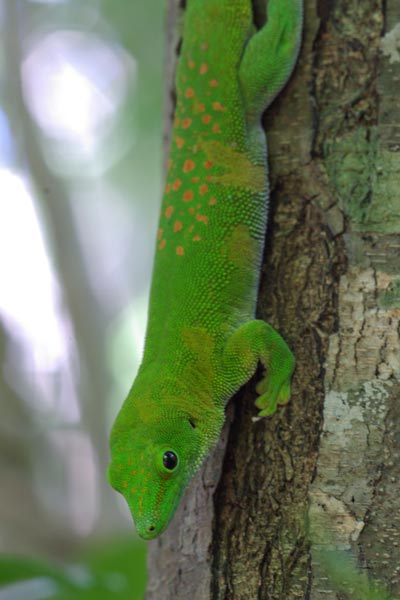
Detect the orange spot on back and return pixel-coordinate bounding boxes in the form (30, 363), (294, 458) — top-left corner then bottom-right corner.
(189, 208), (195, 215)
(181, 118), (192, 129)
(196, 214), (209, 225)
(165, 183), (171, 194)
(212, 123), (221, 133)
(183, 190), (194, 202)
(172, 178), (182, 191)
(188, 60), (195, 69)
(183, 159), (195, 173)
(175, 137), (185, 149)
(199, 184), (208, 195)
(185, 87), (195, 98)
(202, 114), (212, 124)
(159, 239), (166, 250)
(157, 228), (163, 240)
(204, 160), (213, 169)
(174, 220), (183, 232)
(212, 101), (226, 111)
(200, 63), (209, 75)
(209, 79), (219, 87)
(198, 103), (206, 112)
(193, 234), (202, 241)
(165, 205), (174, 218)
(191, 176), (200, 183)
(209, 197), (217, 206)
(176, 246), (185, 256)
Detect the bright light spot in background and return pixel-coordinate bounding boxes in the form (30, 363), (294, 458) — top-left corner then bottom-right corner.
(0, 170), (63, 367)
(0, 169), (79, 420)
(21, 30), (136, 152)
(42, 61), (112, 143)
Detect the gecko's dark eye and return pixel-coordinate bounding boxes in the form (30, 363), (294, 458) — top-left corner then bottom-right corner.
(163, 450), (178, 471)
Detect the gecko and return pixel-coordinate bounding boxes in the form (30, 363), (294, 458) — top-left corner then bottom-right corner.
(108, 0), (302, 540)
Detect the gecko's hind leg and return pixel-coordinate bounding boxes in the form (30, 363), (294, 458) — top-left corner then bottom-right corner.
(239, 0), (303, 120)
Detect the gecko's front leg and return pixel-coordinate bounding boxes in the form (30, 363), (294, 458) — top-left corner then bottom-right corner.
(222, 320), (295, 417)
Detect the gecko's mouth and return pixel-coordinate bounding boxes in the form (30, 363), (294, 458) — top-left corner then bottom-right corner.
(133, 485), (184, 540)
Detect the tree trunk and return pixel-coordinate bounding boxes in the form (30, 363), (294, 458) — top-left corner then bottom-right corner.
(146, 0), (400, 598)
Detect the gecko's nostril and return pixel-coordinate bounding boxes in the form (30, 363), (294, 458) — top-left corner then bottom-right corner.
(149, 525), (155, 532)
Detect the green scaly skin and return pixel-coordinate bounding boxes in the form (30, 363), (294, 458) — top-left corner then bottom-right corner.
(109, 0), (302, 540)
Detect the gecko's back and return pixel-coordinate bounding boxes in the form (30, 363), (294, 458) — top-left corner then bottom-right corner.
(144, 0), (268, 364)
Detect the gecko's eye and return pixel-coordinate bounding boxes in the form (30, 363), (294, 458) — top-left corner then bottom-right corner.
(163, 450), (178, 471)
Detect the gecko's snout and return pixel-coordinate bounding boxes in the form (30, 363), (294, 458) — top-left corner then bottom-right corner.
(136, 521), (160, 540)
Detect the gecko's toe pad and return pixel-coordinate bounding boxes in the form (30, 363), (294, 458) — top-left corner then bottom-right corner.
(254, 374), (292, 417)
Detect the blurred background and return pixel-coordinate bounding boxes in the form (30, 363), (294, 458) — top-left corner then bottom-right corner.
(0, 0), (165, 597)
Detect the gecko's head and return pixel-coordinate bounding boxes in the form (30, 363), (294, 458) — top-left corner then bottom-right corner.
(108, 413), (215, 540)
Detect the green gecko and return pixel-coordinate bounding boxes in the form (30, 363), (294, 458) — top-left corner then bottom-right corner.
(108, 0), (302, 540)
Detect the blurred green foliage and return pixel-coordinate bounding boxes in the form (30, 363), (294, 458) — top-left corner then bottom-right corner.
(0, 536), (146, 599)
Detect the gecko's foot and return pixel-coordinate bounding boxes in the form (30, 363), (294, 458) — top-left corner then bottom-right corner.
(254, 373), (292, 417)
(222, 319), (295, 419)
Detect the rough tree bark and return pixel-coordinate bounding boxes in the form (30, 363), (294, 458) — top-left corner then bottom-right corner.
(146, 0), (400, 598)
